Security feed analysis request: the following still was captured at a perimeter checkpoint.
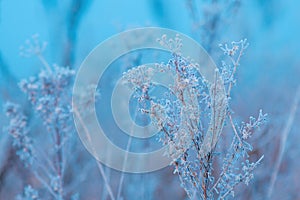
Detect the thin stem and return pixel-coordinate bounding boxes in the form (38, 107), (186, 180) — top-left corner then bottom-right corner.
(211, 139), (236, 193)
(32, 171), (58, 199)
(116, 90), (142, 200)
(116, 136), (132, 200)
(35, 145), (57, 173)
(36, 53), (52, 72)
(73, 106), (116, 200)
(54, 126), (64, 198)
(227, 46), (245, 97)
(228, 113), (242, 144)
(96, 161), (116, 200)
(267, 86), (300, 198)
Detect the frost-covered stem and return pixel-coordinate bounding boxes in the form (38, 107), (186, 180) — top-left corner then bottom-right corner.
(52, 93), (64, 199)
(73, 107), (93, 146)
(175, 58), (186, 106)
(36, 145), (57, 173)
(36, 53), (52, 73)
(53, 127), (61, 170)
(225, 46), (244, 145)
(152, 109), (199, 198)
(34, 51), (64, 197)
(73, 107), (116, 200)
(211, 172), (222, 194)
(32, 171), (58, 199)
(35, 157), (54, 180)
(116, 136), (132, 200)
(117, 89), (142, 200)
(219, 187), (233, 199)
(55, 128), (63, 177)
(96, 161), (116, 200)
(101, 167), (110, 200)
(24, 144), (54, 178)
(267, 86), (300, 198)
(211, 70), (218, 148)
(228, 113), (242, 144)
(54, 126), (64, 198)
(227, 46), (245, 97)
(202, 161), (209, 200)
(220, 155), (264, 200)
(211, 139), (236, 193)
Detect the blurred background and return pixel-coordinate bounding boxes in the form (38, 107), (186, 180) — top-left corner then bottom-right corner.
(0, 0), (299, 199)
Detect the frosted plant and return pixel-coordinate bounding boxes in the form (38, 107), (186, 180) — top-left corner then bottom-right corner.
(4, 35), (119, 200)
(3, 102), (34, 167)
(4, 35), (78, 200)
(122, 35), (267, 199)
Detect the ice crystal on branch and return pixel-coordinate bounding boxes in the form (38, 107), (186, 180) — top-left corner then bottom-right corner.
(4, 102), (34, 166)
(122, 35), (267, 200)
(19, 65), (75, 137)
(19, 34), (47, 57)
(157, 34), (183, 54)
(219, 39), (248, 58)
(239, 110), (268, 140)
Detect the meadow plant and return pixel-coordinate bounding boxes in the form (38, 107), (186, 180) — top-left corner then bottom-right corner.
(4, 35), (77, 200)
(122, 35), (267, 200)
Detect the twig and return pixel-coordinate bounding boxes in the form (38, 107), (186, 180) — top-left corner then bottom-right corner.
(32, 171), (58, 199)
(227, 46), (245, 97)
(228, 113), (242, 144)
(36, 53), (52, 72)
(220, 155), (264, 200)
